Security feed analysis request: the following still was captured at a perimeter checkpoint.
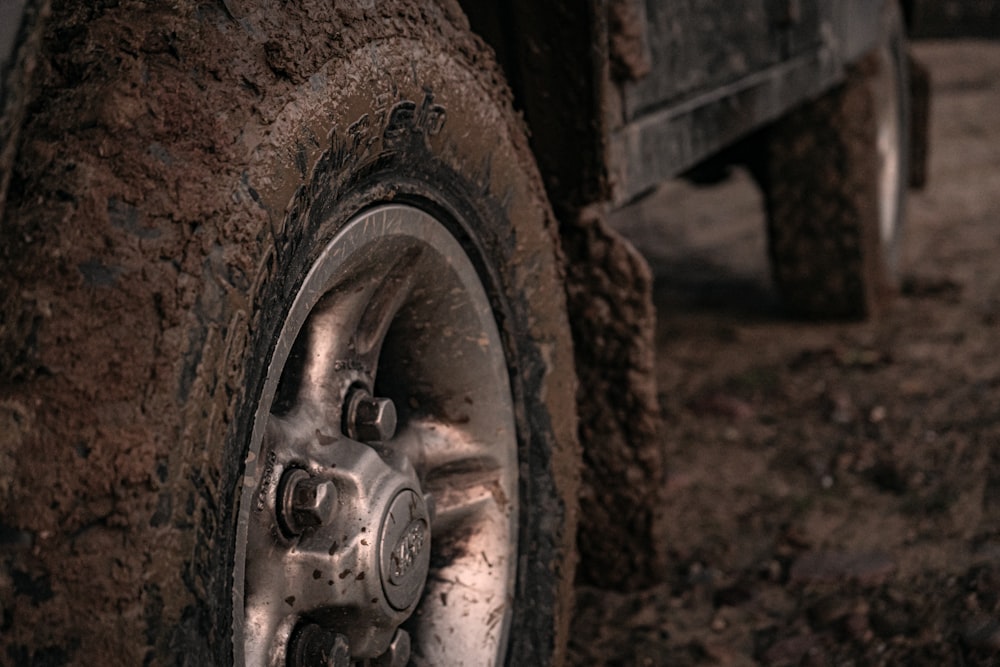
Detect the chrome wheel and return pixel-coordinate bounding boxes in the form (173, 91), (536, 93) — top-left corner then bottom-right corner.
(872, 31), (905, 270)
(233, 205), (519, 666)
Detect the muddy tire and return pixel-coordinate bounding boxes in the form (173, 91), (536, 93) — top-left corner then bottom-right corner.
(759, 0), (910, 319)
(0, 2), (578, 665)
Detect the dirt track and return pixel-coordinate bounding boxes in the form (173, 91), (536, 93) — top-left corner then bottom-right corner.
(570, 40), (1000, 666)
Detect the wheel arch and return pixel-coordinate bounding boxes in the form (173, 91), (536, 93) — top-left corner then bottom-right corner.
(456, 0), (611, 214)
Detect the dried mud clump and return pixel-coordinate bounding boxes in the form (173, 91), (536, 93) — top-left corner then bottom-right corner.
(561, 205), (667, 590)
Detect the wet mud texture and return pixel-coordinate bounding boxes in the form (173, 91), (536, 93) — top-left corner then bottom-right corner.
(570, 41), (1000, 666)
(0, 1), (582, 664)
(562, 205), (667, 590)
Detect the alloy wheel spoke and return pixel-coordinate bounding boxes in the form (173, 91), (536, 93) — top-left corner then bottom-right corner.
(291, 290), (372, 434)
(354, 246), (425, 371)
(393, 418), (508, 481)
(237, 207), (518, 667)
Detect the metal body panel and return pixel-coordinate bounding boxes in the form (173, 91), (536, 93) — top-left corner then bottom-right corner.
(783, 0), (825, 58)
(619, 0), (781, 121)
(606, 0), (890, 205)
(610, 48), (841, 204)
(834, 0), (886, 63)
(462, 0), (892, 212)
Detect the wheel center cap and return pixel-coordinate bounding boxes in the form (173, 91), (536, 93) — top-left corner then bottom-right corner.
(379, 489), (431, 610)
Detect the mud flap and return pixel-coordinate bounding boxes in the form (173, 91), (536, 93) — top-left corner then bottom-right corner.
(560, 204), (668, 590)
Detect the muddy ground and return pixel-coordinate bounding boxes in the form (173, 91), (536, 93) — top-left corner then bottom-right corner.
(569, 41), (1000, 666)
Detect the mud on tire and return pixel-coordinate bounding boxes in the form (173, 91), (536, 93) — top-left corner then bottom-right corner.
(0, 2), (579, 664)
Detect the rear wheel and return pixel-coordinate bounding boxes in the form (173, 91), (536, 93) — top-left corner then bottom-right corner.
(761, 0), (910, 319)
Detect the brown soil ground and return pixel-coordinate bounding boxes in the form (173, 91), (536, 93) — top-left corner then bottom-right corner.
(569, 40), (1000, 666)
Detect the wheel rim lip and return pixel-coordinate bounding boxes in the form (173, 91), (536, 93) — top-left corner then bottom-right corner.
(232, 204), (519, 666)
(873, 36), (904, 267)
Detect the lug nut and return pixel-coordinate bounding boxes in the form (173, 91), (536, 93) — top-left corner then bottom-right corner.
(373, 629), (410, 667)
(279, 468), (337, 536)
(288, 624), (350, 667)
(348, 391), (397, 443)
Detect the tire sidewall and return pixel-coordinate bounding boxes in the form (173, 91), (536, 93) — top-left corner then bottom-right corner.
(761, 0), (912, 319)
